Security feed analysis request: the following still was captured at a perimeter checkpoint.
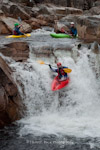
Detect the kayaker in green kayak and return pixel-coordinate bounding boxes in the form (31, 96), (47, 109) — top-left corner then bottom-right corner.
(61, 22), (77, 37)
(13, 23), (24, 35)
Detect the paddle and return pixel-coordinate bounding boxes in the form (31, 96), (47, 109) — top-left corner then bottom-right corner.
(61, 27), (73, 38)
(18, 17), (26, 35)
(37, 60), (72, 73)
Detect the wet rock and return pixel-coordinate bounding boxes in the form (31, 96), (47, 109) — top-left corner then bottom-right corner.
(38, 5), (52, 15)
(37, 4), (83, 16)
(1, 2), (83, 32)
(1, 4), (10, 16)
(30, 4), (83, 27)
(1, 3), (31, 19)
(93, 0), (100, 6)
(33, 0), (95, 9)
(31, 6), (40, 17)
(64, 7), (83, 15)
(0, 86), (8, 112)
(37, 14), (56, 26)
(10, 0), (29, 2)
(0, 21), (10, 34)
(77, 15), (100, 42)
(0, 10), (4, 16)
(30, 18), (48, 29)
(10, 0), (35, 6)
(54, 20), (70, 33)
(54, 15), (80, 33)
(89, 6), (100, 15)
(0, 56), (23, 128)
(0, 42), (29, 61)
(31, 42), (73, 58)
(91, 41), (100, 54)
(9, 4), (30, 19)
(0, 17), (32, 34)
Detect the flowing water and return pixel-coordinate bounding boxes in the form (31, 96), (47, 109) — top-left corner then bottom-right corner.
(0, 29), (100, 150)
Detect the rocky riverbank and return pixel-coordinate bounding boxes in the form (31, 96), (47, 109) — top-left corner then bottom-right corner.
(0, 0), (100, 41)
(0, 41), (30, 127)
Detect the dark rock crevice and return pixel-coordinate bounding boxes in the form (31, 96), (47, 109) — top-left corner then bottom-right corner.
(0, 56), (24, 128)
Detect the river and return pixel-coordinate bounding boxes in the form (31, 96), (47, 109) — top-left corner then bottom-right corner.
(0, 28), (100, 150)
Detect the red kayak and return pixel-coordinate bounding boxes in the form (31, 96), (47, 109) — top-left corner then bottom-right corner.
(51, 76), (70, 91)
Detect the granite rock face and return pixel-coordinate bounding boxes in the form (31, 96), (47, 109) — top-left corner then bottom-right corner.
(0, 17), (32, 35)
(0, 42), (30, 61)
(0, 56), (24, 128)
(77, 15), (100, 42)
(0, 41), (30, 127)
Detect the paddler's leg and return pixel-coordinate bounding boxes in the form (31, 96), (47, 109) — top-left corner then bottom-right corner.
(56, 76), (61, 83)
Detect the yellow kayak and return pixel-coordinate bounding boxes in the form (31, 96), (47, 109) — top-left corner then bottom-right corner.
(6, 33), (31, 38)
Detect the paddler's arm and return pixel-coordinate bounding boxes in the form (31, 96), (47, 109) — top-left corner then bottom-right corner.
(63, 66), (68, 69)
(49, 64), (57, 72)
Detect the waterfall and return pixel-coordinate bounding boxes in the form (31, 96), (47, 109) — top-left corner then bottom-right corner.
(9, 31), (100, 138)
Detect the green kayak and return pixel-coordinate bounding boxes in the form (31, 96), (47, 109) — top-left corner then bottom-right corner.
(50, 33), (72, 38)
(50, 33), (78, 38)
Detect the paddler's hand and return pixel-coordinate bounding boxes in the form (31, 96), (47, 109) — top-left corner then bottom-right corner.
(61, 28), (65, 33)
(49, 64), (51, 69)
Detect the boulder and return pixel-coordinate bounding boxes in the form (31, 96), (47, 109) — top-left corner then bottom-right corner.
(30, 18), (48, 29)
(55, 7), (83, 16)
(54, 20), (70, 33)
(38, 5), (52, 15)
(36, 5), (83, 27)
(34, 0), (94, 9)
(0, 10), (4, 16)
(1, 5), (10, 16)
(37, 4), (83, 16)
(54, 15), (80, 33)
(54, 14), (100, 42)
(77, 15), (100, 42)
(93, 0), (100, 6)
(0, 17), (32, 34)
(1, 3), (30, 19)
(0, 21), (10, 34)
(37, 14), (57, 26)
(91, 41), (100, 54)
(31, 6), (40, 17)
(0, 42), (30, 61)
(9, 4), (30, 19)
(89, 6), (100, 15)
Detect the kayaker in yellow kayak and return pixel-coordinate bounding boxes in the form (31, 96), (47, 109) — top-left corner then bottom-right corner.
(13, 23), (24, 35)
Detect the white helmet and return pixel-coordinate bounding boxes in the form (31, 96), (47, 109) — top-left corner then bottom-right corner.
(70, 22), (74, 25)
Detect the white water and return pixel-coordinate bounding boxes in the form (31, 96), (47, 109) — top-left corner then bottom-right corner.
(8, 31), (100, 138)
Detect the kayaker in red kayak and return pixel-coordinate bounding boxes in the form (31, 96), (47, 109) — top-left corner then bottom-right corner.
(49, 62), (68, 81)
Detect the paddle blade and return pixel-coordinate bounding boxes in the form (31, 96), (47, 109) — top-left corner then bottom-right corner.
(37, 60), (45, 65)
(18, 17), (22, 22)
(64, 68), (72, 73)
(24, 34), (31, 37)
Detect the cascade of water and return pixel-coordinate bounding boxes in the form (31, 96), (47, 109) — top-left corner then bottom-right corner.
(7, 29), (100, 138)
(9, 44), (100, 138)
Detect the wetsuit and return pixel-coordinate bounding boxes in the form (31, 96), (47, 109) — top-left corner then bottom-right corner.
(13, 26), (24, 35)
(70, 27), (77, 37)
(49, 65), (68, 79)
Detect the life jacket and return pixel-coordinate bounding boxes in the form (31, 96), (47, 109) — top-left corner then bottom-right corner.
(13, 30), (17, 35)
(13, 27), (20, 35)
(57, 68), (66, 77)
(70, 27), (77, 36)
